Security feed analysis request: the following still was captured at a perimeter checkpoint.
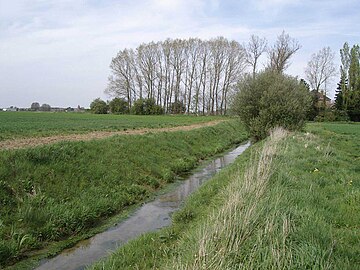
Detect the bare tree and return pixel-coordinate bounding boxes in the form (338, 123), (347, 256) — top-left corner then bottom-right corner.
(305, 46), (337, 93)
(245, 35), (267, 78)
(268, 31), (301, 73)
(105, 37), (246, 115)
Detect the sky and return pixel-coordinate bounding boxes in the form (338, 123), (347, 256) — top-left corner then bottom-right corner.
(0, 0), (359, 108)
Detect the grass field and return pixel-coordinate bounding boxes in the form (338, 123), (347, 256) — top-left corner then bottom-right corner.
(0, 112), (223, 140)
(90, 122), (360, 270)
(0, 119), (247, 268)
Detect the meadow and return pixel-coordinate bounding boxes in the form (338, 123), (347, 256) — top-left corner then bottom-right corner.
(90, 122), (360, 270)
(0, 119), (247, 268)
(0, 112), (222, 140)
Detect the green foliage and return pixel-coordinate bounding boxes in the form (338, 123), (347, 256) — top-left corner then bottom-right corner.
(109, 98), (129, 114)
(30, 102), (40, 111)
(0, 120), (247, 267)
(334, 79), (345, 111)
(232, 71), (311, 141)
(40, 104), (51, 112)
(131, 98), (164, 115)
(169, 101), (186, 114)
(90, 98), (108, 114)
(336, 42), (360, 121)
(307, 90), (320, 120)
(314, 109), (336, 122)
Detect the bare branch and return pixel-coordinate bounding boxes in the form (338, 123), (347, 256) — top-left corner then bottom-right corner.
(268, 31), (301, 73)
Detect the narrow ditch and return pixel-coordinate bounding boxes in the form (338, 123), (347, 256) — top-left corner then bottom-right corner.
(35, 141), (251, 270)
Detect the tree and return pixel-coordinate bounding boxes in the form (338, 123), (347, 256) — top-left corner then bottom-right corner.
(336, 42), (360, 121)
(300, 79), (319, 120)
(305, 47), (337, 97)
(245, 35), (267, 79)
(40, 104), (51, 111)
(105, 37), (247, 115)
(109, 97), (129, 114)
(268, 31), (301, 73)
(232, 71), (311, 141)
(30, 102), (40, 111)
(90, 98), (108, 114)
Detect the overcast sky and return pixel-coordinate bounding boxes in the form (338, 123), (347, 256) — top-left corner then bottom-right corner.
(0, 0), (359, 108)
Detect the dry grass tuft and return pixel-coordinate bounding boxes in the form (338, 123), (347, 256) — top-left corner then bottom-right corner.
(168, 127), (289, 269)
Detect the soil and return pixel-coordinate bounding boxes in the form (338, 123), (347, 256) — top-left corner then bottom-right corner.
(0, 120), (225, 150)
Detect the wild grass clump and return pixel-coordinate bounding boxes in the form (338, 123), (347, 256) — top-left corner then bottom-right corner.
(167, 128), (288, 269)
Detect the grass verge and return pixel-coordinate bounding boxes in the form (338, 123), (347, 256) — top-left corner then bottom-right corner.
(0, 120), (247, 268)
(90, 122), (359, 269)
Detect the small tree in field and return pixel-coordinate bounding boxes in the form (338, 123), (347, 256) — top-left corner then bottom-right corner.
(40, 103), (51, 111)
(30, 102), (40, 111)
(232, 71), (311, 141)
(90, 98), (108, 114)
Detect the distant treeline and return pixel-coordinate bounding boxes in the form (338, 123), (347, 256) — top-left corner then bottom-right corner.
(105, 37), (247, 115)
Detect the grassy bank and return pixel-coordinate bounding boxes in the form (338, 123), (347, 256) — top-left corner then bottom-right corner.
(0, 112), (222, 140)
(0, 120), (247, 268)
(90, 122), (359, 269)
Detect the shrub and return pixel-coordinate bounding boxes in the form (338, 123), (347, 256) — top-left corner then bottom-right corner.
(109, 98), (129, 114)
(169, 101), (186, 114)
(334, 110), (350, 121)
(90, 98), (108, 114)
(131, 98), (164, 115)
(232, 71), (311, 141)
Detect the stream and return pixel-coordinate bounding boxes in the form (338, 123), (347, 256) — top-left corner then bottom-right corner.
(35, 141), (250, 270)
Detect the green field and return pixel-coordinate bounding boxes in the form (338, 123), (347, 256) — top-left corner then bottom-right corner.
(0, 112), (222, 140)
(0, 119), (247, 268)
(90, 122), (360, 270)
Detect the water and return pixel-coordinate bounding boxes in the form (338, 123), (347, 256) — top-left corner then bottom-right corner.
(35, 141), (250, 270)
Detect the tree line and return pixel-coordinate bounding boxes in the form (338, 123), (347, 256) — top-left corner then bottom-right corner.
(99, 32), (301, 115)
(105, 37), (247, 115)
(303, 42), (360, 121)
(335, 42), (360, 121)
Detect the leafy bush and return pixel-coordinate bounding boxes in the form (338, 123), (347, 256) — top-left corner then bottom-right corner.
(169, 101), (186, 114)
(232, 71), (311, 141)
(90, 98), (109, 114)
(109, 98), (129, 114)
(131, 98), (164, 115)
(334, 110), (350, 121)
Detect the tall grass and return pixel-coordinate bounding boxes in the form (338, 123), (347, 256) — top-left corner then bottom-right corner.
(167, 128), (288, 269)
(0, 120), (247, 267)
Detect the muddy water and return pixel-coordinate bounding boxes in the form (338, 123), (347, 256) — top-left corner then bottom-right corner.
(35, 141), (250, 270)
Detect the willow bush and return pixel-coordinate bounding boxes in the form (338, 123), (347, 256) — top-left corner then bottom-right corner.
(232, 71), (311, 141)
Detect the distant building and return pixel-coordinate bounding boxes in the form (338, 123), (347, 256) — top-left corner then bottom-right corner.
(74, 105), (86, 113)
(50, 107), (66, 112)
(311, 90), (332, 108)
